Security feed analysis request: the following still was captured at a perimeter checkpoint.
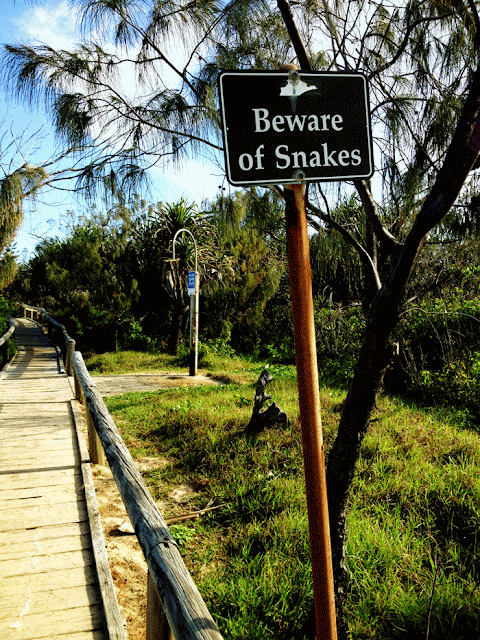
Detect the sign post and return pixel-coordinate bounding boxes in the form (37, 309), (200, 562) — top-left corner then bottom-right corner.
(188, 270), (199, 377)
(284, 182), (337, 640)
(218, 69), (374, 639)
(172, 230), (199, 377)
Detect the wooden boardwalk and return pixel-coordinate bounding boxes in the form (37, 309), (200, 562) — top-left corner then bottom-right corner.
(0, 318), (124, 640)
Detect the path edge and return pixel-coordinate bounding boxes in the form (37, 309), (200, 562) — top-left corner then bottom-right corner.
(70, 397), (128, 640)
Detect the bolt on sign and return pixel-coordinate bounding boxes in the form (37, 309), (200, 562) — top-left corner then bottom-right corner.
(218, 70), (374, 186)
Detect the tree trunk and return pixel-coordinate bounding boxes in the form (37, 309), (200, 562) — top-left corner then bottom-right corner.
(167, 303), (188, 355)
(326, 61), (480, 614)
(245, 367), (287, 434)
(326, 305), (397, 598)
(326, 229), (424, 612)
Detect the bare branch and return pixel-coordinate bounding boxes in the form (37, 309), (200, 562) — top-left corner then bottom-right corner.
(306, 197), (382, 291)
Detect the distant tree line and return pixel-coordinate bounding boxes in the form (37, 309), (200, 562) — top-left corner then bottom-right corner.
(8, 189), (480, 421)
(7, 191), (286, 357)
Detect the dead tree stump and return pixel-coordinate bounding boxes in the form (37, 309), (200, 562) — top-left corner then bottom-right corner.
(245, 367), (287, 434)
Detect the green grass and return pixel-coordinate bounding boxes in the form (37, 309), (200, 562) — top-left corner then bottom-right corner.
(346, 399), (480, 639)
(86, 350), (186, 374)
(85, 349), (267, 385)
(101, 354), (480, 639)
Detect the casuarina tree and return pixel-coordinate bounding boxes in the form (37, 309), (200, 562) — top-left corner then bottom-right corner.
(5, 0), (480, 631)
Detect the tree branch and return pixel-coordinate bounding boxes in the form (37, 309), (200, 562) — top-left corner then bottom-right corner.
(306, 198), (381, 291)
(276, 0), (312, 70)
(354, 179), (403, 254)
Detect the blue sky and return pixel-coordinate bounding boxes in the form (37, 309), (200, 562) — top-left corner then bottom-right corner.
(0, 0), (223, 260)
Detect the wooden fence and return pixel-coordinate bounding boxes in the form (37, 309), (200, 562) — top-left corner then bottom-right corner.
(21, 304), (224, 640)
(0, 316), (15, 367)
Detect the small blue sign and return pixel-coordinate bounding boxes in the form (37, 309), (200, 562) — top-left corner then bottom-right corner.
(188, 271), (196, 296)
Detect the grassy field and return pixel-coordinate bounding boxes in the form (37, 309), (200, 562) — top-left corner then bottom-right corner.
(88, 353), (480, 639)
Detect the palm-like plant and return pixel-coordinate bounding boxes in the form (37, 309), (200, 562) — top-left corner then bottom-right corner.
(126, 197), (229, 353)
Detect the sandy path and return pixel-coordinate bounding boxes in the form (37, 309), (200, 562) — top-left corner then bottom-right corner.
(91, 372), (222, 396)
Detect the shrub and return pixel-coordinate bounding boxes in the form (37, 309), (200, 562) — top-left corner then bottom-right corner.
(315, 301), (365, 388)
(386, 288), (480, 426)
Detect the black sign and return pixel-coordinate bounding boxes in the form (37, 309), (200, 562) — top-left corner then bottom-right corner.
(218, 70), (374, 186)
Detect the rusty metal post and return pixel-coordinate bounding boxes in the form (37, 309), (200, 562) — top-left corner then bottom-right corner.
(284, 182), (337, 640)
(172, 229), (199, 377)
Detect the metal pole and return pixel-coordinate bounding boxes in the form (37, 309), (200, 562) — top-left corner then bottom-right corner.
(172, 229), (199, 376)
(284, 182), (337, 640)
(188, 271), (199, 376)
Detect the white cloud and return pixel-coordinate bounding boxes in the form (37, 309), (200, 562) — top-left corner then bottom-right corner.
(11, 1), (223, 202)
(13, 0), (79, 50)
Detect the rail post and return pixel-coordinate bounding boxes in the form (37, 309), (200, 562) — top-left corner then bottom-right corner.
(74, 365), (83, 403)
(147, 571), (174, 640)
(73, 354), (106, 466)
(65, 337), (76, 376)
(86, 403), (107, 466)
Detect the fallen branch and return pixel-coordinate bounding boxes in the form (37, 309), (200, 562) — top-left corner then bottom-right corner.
(114, 502), (226, 534)
(165, 503), (226, 525)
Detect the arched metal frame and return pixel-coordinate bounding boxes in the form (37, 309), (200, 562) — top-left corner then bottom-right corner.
(172, 228), (197, 273)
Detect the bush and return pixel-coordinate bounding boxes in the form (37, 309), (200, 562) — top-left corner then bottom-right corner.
(315, 301), (365, 388)
(407, 355), (480, 428)
(0, 295), (11, 336)
(385, 288), (480, 426)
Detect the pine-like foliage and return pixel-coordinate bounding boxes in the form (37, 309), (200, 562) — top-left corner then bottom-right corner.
(3, 1), (480, 283)
(2, 0), (224, 197)
(2, 0), (479, 224)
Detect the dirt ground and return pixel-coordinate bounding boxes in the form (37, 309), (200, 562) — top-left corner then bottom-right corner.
(90, 373), (218, 639)
(93, 459), (204, 640)
(91, 372), (222, 396)
(93, 463), (149, 640)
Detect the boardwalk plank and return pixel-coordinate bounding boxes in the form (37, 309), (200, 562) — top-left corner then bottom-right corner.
(0, 482), (84, 506)
(0, 468), (83, 491)
(1, 547), (96, 578)
(0, 603), (106, 640)
(0, 499), (89, 532)
(0, 521), (91, 550)
(0, 319), (124, 640)
(0, 531), (92, 561)
(0, 584), (102, 619)
(0, 452), (79, 468)
(0, 564), (99, 595)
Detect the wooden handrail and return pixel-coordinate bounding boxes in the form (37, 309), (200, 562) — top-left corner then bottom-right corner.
(21, 304), (75, 374)
(22, 304), (223, 640)
(0, 317), (16, 347)
(0, 317), (16, 372)
(71, 350), (223, 640)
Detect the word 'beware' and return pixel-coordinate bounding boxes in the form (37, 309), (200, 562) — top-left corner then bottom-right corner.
(253, 108), (344, 133)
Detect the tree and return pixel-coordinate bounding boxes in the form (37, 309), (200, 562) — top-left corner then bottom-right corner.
(213, 0), (480, 626)
(1, 0), (224, 198)
(125, 197), (227, 354)
(6, 0), (480, 632)
(19, 216), (136, 350)
(0, 118), (136, 290)
(0, 126), (49, 286)
(13, 194), (227, 353)
(201, 189), (286, 354)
